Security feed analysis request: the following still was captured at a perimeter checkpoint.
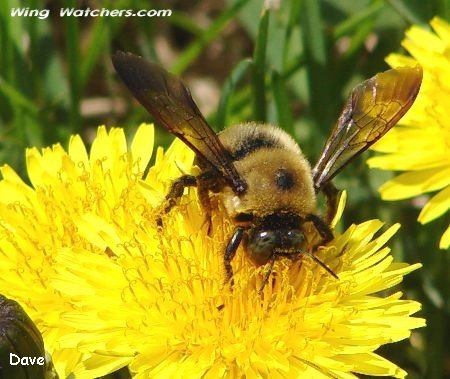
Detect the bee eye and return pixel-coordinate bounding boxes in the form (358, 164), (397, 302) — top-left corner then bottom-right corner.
(283, 230), (304, 247)
(247, 230), (279, 265)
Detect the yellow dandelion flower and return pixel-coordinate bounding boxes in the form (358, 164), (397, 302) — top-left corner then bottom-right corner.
(368, 17), (450, 249)
(0, 124), (154, 377)
(0, 124), (423, 378)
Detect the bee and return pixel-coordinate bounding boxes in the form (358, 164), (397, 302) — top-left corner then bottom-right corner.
(112, 51), (422, 289)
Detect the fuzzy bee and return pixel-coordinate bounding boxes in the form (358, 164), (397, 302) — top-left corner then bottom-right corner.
(112, 51), (422, 289)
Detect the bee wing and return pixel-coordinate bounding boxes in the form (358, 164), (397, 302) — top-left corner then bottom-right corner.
(312, 66), (423, 192)
(112, 51), (247, 194)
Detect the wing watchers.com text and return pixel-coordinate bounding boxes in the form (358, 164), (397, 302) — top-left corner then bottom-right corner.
(11, 7), (172, 19)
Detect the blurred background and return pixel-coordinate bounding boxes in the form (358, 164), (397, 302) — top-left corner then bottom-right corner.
(0, 0), (448, 378)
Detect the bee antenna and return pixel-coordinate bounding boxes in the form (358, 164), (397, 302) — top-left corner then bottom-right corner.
(274, 249), (339, 280)
(307, 253), (339, 279)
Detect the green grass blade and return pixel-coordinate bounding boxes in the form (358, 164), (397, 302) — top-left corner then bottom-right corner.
(171, 0), (249, 74)
(283, 0), (303, 71)
(271, 70), (294, 132)
(341, 17), (375, 60)
(251, 6), (269, 122)
(216, 58), (252, 129)
(283, 53), (306, 79)
(333, 2), (384, 39)
(169, 12), (204, 36)
(301, 0), (332, 126)
(80, 18), (114, 90)
(0, 78), (38, 115)
(64, 0), (81, 133)
(301, 0), (327, 66)
(386, 0), (426, 25)
(0, 0), (24, 84)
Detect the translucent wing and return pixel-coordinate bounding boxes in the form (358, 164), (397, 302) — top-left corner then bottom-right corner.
(112, 51), (247, 194)
(312, 66), (423, 192)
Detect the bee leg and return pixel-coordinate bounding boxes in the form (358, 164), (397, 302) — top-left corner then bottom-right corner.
(156, 175), (197, 228)
(195, 170), (223, 235)
(224, 227), (245, 288)
(164, 174), (197, 213)
(322, 182), (341, 225)
(197, 183), (213, 235)
(304, 214), (338, 279)
(258, 254), (276, 294)
(305, 214), (333, 244)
